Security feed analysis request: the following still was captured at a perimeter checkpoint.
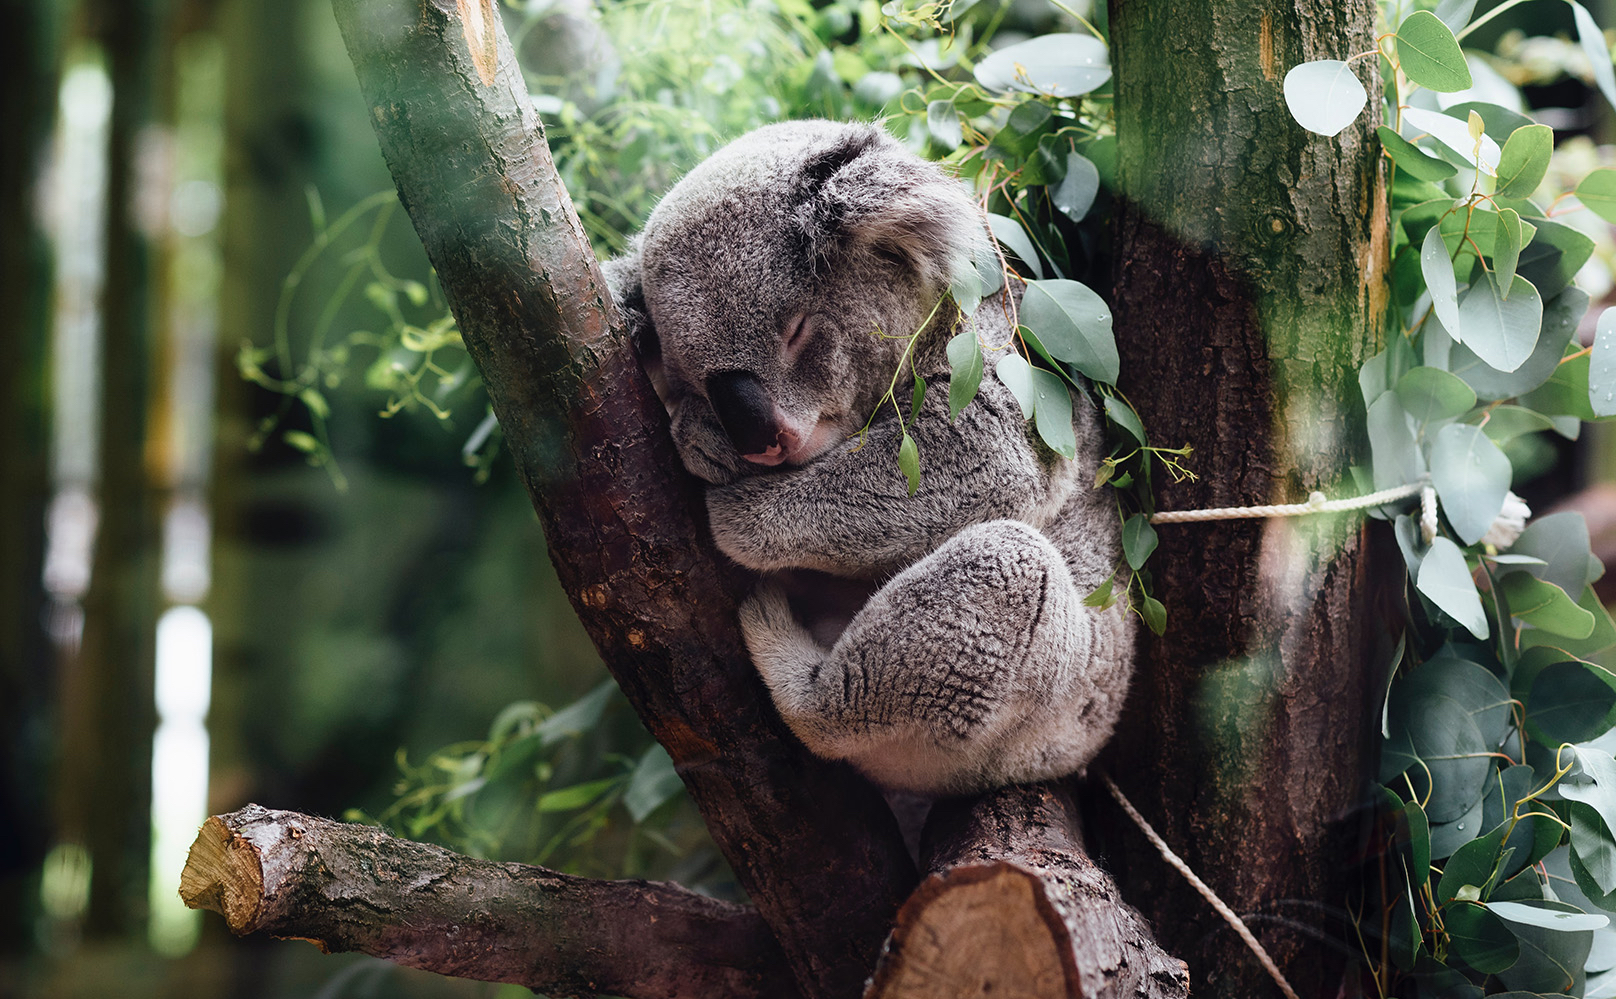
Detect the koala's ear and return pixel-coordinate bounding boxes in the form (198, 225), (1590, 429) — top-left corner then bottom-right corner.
(789, 126), (989, 289)
(600, 241), (660, 365)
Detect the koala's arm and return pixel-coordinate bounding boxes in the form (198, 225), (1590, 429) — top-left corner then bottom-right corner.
(708, 371), (1084, 578)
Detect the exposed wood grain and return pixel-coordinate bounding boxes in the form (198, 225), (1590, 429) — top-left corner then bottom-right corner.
(868, 785), (1189, 999)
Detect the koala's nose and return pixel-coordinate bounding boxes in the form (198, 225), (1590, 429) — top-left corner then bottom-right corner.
(706, 370), (781, 459)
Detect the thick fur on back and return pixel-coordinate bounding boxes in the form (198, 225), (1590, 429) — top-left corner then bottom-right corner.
(605, 120), (1134, 794)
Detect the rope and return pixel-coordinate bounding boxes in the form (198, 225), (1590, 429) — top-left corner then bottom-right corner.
(1149, 481), (1423, 524)
(1100, 773), (1302, 999)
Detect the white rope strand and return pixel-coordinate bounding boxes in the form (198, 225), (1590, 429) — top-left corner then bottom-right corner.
(1149, 481), (1423, 524)
(1101, 773), (1302, 999)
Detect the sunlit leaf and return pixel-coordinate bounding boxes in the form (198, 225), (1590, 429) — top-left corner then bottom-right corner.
(1397, 10), (1472, 92)
(975, 34), (1111, 97)
(1496, 123), (1553, 199)
(1283, 60), (1368, 137)
(1378, 125), (1458, 182)
(1457, 270), (1543, 374)
(1020, 279), (1118, 384)
(1430, 423), (1512, 545)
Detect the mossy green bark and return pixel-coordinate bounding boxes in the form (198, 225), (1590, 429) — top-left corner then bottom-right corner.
(1104, 1), (1388, 995)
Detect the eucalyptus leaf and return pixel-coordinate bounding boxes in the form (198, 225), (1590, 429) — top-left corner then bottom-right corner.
(1403, 106), (1502, 175)
(995, 353), (1036, 419)
(1571, 801), (1616, 896)
(1457, 270), (1543, 374)
(1122, 513), (1158, 570)
(1020, 279), (1118, 384)
(1579, 170), (1616, 225)
(1422, 226), (1462, 343)
(1397, 655), (1512, 746)
(1500, 572), (1596, 640)
(624, 744), (684, 822)
(535, 681), (615, 747)
(975, 34), (1111, 97)
(1379, 125), (1458, 182)
(897, 432), (920, 495)
(1397, 10), (1472, 92)
(1429, 794), (1487, 859)
(1439, 822), (1511, 904)
(1283, 60), (1368, 137)
(926, 100), (962, 149)
(1104, 395), (1146, 446)
(1513, 512), (1596, 597)
(1429, 423), (1512, 546)
(1418, 538), (1491, 640)
(946, 330), (984, 421)
(1451, 286), (1584, 401)
(1053, 151), (1101, 222)
(1495, 208), (1525, 295)
(1491, 899), (1610, 931)
(1571, 0), (1616, 111)
(1368, 392), (1428, 491)
(1562, 748), (1616, 851)
(1397, 366), (1476, 427)
(1527, 660), (1616, 745)
(1029, 367), (1077, 459)
(1592, 308), (1616, 418)
(1496, 123), (1554, 199)
(1447, 902), (1523, 974)
(987, 213), (1044, 279)
(1495, 898), (1594, 994)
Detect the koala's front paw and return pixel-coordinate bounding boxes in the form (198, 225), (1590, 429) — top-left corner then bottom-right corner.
(707, 480), (782, 571)
(737, 582), (819, 666)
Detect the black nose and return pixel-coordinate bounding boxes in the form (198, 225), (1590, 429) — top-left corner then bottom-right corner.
(706, 370), (780, 456)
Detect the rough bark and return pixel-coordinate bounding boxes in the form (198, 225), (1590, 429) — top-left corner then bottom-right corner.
(178, 805), (799, 999)
(867, 785), (1189, 999)
(327, 3), (915, 996)
(1103, 1), (1387, 996)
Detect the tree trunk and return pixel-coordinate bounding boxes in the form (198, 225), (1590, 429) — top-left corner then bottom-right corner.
(0, 0), (63, 949)
(58, 0), (170, 938)
(1103, 0), (1387, 995)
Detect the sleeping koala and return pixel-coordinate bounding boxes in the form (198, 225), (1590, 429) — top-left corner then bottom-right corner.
(603, 120), (1133, 795)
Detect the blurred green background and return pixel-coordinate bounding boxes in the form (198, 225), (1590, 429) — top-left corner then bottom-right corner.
(6, 0), (1616, 996)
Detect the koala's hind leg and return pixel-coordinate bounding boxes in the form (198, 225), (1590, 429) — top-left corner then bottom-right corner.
(739, 519), (1126, 794)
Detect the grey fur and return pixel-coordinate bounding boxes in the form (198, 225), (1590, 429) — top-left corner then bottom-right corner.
(608, 120), (1134, 795)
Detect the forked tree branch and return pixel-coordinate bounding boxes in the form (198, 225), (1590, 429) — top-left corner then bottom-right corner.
(179, 805), (800, 999)
(325, 2), (913, 995)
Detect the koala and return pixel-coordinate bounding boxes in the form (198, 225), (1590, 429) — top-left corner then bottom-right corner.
(603, 120), (1133, 795)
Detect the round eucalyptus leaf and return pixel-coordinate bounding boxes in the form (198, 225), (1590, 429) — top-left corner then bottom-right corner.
(1397, 655), (1511, 746)
(994, 352), (1036, 420)
(1447, 902), (1522, 974)
(1497, 123), (1554, 199)
(1396, 365), (1476, 428)
(1451, 287), (1584, 401)
(1404, 690), (1493, 822)
(1282, 60), (1367, 137)
(1367, 392), (1427, 492)
(1495, 899), (1596, 994)
(1529, 660), (1616, 746)
(1500, 572), (1596, 640)
(1397, 10), (1472, 92)
(974, 34), (1111, 97)
(1457, 271), (1543, 374)
(1513, 511), (1596, 598)
(1490, 899), (1609, 932)
(1428, 794), (1486, 860)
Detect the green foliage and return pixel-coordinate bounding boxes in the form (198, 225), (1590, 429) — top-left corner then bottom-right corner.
(348, 682), (715, 880)
(1285, 0), (1616, 993)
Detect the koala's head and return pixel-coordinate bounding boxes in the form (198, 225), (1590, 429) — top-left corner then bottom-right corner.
(635, 120), (988, 485)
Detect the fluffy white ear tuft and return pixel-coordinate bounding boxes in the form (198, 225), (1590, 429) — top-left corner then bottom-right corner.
(788, 124), (991, 292)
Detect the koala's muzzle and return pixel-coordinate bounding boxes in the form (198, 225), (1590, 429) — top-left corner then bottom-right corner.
(706, 370), (782, 461)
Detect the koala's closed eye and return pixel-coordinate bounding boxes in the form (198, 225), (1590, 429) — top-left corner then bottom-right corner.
(603, 119), (1134, 795)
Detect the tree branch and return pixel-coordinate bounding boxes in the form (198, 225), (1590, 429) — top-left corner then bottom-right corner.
(326, 3), (915, 997)
(179, 805), (800, 999)
(867, 784), (1189, 999)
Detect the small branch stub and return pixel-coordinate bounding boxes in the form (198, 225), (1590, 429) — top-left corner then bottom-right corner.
(866, 785), (1189, 999)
